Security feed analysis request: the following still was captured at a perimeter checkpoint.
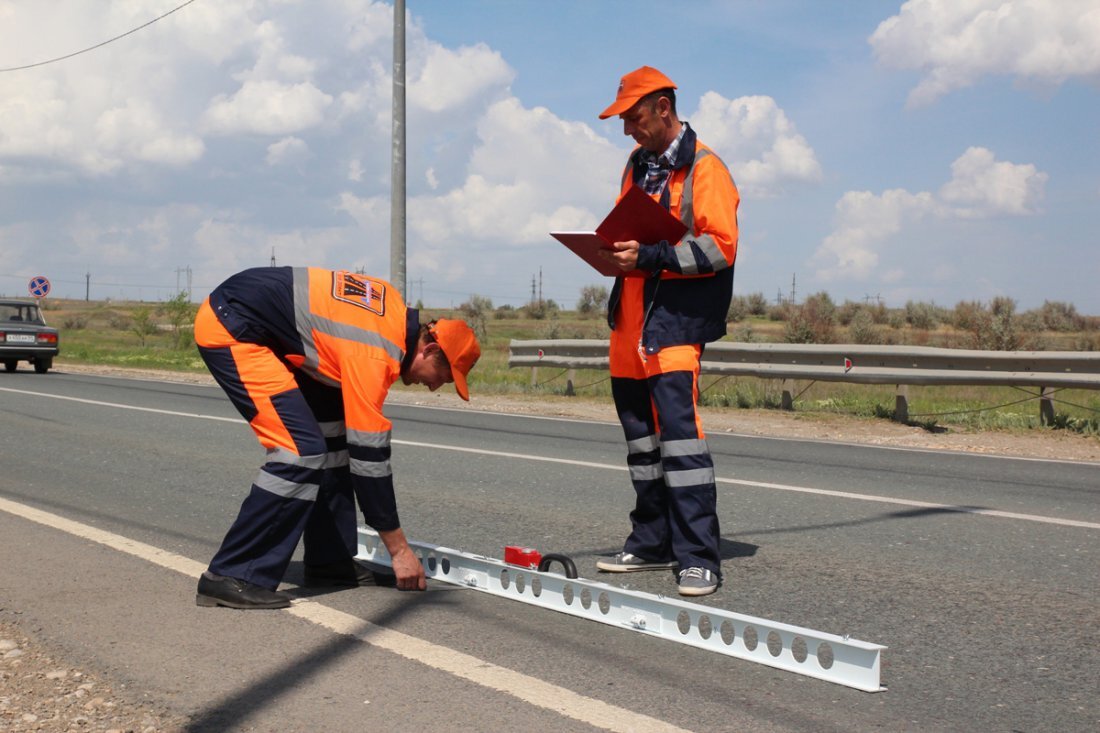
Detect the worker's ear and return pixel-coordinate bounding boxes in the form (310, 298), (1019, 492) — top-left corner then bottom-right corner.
(421, 341), (442, 359)
(655, 94), (672, 119)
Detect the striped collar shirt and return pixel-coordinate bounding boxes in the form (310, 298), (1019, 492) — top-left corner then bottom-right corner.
(640, 122), (686, 197)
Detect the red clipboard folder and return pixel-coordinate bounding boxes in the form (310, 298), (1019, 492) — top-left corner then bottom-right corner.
(551, 186), (688, 277)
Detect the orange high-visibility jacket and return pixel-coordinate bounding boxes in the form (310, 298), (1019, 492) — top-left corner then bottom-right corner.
(607, 122), (740, 353)
(207, 266), (417, 529)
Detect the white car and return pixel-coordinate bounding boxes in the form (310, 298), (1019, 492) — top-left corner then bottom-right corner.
(0, 299), (59, 373)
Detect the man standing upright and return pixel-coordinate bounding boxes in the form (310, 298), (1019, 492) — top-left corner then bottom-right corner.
(594, 66), (740, 596)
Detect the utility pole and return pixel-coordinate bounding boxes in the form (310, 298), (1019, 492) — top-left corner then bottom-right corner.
(85, 272), (90, 301)
(789, 273), (797, 305)
(389, 0), (407, 301)
(538, 267), (543, 306)
(270, 247), (276, 267)
(531, 275), (536, 304)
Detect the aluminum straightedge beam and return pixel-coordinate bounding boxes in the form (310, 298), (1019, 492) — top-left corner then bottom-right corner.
(357, 528), (886, 692)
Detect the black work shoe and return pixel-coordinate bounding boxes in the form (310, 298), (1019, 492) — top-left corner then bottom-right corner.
(303, 558), (397, 588)
(195, 571), (291, 609)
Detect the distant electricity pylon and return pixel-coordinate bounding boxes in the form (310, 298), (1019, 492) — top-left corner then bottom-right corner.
(175, 266), (192, 299)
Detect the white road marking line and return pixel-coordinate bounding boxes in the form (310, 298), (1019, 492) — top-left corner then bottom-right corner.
(393, 440), (1100, 530)
(387, 397), (1100, 466)
(290, 603), (688, 733)
(0, 386), (243, 423)
(0, 495), (689, 733)
(4, 386), (1096, 530)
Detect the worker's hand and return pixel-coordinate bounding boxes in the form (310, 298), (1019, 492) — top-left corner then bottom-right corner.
(390, 545), (427, 591)
(599, 240), (640, 272)
(378, 527), (428, 591)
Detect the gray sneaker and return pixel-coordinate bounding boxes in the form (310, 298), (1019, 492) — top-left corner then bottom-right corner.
(677, 567), (718, 596)
(596, 552), (677, 573)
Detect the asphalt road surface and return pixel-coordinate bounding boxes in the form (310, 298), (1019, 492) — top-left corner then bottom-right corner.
(1, 370), (1097, 732)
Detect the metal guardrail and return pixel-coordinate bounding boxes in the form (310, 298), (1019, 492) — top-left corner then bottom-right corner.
(508, 339), (1100, 422)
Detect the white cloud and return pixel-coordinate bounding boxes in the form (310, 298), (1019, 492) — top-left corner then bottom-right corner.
(202, 80), (333, 136)
(871, 0), (1100, 106)
(410, 98), (622, 246)
(0, 69), (206, 175)
(95, 100), (205, 168)
(266, 136), (309, 166)
(408, 41), (515, 113)
(344, 1), (397, 53)
(0, 77), (76, 158)
(938, 146), (1048, 217)
(813, 188), (938, 281)
(347, 159), (365, 183)
(812, 148), (1047, 281)
(690, 92), (822, 196)
(0, 2), (249, 174)
(157, 1), (262, 65)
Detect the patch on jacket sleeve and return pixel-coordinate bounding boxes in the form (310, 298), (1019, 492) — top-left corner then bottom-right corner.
(332, 271), (386, 316)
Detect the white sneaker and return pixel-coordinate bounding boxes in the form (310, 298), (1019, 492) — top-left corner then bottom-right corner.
(596, 552), (677, 573)
(677, 567), (718, 596)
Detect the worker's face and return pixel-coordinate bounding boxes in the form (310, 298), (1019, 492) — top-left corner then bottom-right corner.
(620, 96), (671, 153)
(401, 342), (454, 392)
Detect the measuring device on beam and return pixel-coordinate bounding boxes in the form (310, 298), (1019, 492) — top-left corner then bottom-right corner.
(357, 527), (886, 692)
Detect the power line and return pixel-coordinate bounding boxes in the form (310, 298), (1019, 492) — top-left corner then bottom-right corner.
(0, 0), (199, 73)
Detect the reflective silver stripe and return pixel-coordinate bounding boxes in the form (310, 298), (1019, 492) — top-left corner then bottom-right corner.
(678, 148), (732, 274)
(318, 420), (345, 438)
(253, 469), (320, 501)
(312, 316), (404, 362)
(348, 428), (390, 449)
(267, 447), (326, 470)
(694, 233), (727, 269)
(292, 268), (321, 374)
(665, 467), (716, 488)
(676, 241), (700, 273)
(347, 428), (389, 476)
(350, 457), (392, 478)
(629, 462), (664, 482)
(627, 434), (659, 454)
(679, 149), (706, 234)
(661, 438), (710, 458)
(676, 233), (727, 274)
(324, 449), (349, 469)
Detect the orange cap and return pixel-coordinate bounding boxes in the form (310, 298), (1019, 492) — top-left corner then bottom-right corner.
(428, 319), (481, 401)
(598, 66), (677, 120)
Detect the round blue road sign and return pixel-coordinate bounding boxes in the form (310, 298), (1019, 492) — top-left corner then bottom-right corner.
(29, 276), (51, 298)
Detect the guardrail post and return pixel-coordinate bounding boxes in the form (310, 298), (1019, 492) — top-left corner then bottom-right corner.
(894, 385), (909, 423)
(530, 366), (538, 387)
(1040, 386), (1055, 426)
(565, 369), (575, 396)
(781, 379), (794, 411)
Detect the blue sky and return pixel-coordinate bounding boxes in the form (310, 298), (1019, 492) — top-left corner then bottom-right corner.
(1, 0), (1098, 313)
